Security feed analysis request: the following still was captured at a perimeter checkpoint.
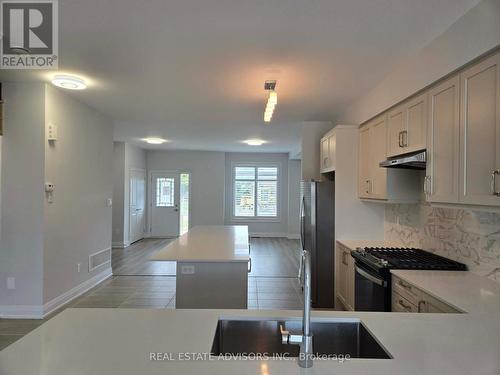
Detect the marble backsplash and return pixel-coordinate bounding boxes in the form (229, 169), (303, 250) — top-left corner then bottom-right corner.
(385, 204), (500, 282)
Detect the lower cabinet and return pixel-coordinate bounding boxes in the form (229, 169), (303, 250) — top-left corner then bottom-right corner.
(336, 243), (355, 311)
(391, 275), (461, 313)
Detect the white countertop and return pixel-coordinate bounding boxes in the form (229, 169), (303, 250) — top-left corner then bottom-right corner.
(391, 269), (500, 316)
(1, 269), (499, 374)
(0, 303), (499, 375)
(336, 239), (398, 250)
(150, 225), (249, 262)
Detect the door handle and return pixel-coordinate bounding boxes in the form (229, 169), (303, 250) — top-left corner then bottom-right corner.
(417, 300), (426, 313)
(355, 266), (387, 287)
(398, 131), (403, 147)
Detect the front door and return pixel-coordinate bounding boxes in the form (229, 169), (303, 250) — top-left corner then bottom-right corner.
(150, 172), (180, 237)
(129, 169), (146, 243)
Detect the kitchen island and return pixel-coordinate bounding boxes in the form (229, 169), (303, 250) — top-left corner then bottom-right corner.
(150, 225), (250, 309)
(1, 270), (499, 374)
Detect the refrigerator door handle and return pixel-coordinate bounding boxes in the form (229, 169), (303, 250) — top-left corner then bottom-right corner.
(298, 195), (306, 284)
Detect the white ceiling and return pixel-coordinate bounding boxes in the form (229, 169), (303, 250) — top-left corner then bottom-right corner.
(0, 0), (481, 152)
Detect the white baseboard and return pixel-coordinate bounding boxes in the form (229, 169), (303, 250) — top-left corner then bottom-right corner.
(112, 241), (130, 248)
(43, 267), (113, 317)
(287, 234), (300, 240)
(250, 232), (289, 238)
(0, 268), (113, 319)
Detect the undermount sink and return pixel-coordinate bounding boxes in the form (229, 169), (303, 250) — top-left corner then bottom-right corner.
(211, 319), (391, 359)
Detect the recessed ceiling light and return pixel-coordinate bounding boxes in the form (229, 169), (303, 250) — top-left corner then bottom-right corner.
(51, 75), (87, 90)
(243, 139), (266, 146)
(143, 137), (167, 144)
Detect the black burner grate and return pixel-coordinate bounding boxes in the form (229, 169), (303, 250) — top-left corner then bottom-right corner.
(364, 247), (467, 270)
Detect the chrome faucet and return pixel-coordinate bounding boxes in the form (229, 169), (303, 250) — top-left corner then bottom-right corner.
(280, 250), (313, 368)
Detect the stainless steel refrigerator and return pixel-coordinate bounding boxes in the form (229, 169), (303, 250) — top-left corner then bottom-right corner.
(299, 180), (335, 308)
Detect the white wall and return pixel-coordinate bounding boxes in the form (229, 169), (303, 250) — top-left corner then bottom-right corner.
(224, 153), (289, 236)
(0, 83), (114, 317)
(287, 159), (301, 238)
(147, 150), (226, 228)
(300, 121), (333, 181)
(43, 85), (114, 304)
(0, 83), (45, 311)
(338, 0), (500, 125)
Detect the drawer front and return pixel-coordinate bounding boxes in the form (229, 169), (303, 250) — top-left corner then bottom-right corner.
(392, 292), (418, 313)
(392, 276), (422, 305)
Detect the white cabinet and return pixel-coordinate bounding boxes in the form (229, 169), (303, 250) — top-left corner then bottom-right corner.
(425, 75), (461, 204)
(386, 93), (427, 157)
(391, 276), (460, 314)
(358, 115), (420, 202)
(335, 242), (354, 311)
(459, 52), (500, 206)
(405, 93), (428, 154)
(358, 115), (387, 199)
(387, 105), (405, 157)
(320, 130), (336, 173)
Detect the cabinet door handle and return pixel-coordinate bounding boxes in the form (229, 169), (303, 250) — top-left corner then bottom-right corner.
(417, 300), (426, 313)
(398, 131), (403, 147)
(491, 170), (500, 196)
(342, 251), (348, 266)
(402, 130), (408, 147)
(423, 176), (431, 195)
(398, 299), (412, 312)
(365, 180), (370, 194)
(397, 280), (415, 294)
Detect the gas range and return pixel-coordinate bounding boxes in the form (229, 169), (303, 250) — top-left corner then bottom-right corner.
(352, 247), (467, 276)
(351, 247), (467, 312)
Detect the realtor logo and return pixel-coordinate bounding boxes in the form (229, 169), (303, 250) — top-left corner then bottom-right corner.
(0, 0), (58, 69)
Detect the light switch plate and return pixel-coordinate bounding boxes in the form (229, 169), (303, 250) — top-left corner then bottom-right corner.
(7, 277), (15, 290)
(47, 123), (58, 141)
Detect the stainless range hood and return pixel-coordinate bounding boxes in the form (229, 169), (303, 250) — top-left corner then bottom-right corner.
(379, 150), (426, 170)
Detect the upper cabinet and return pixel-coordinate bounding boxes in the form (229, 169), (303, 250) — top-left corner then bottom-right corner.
(459, 52), (500, 207)
(358, 49), (500, 209)
(358, 115), (387, 199)
(387, 93), (427, 157)
(358, 115), (420, 201)
(425, 51), (500, 207)
(320, 129), (336, 173)
(425, 75), (461, 204)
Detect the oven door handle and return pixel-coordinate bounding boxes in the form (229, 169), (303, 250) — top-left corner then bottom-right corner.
(355, 266), (387, 287)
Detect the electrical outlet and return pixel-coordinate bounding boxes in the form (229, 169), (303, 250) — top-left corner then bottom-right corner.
(7, 277), (15, 290)
(181, 265), (195, 275)
(77, 263), (81, 273)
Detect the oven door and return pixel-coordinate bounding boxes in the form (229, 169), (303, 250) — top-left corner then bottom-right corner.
(354, 262), (390, 312)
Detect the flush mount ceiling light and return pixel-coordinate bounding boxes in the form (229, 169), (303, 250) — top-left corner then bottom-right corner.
(243, 139), (266, 146)
(51, 75), (87, 90)
(143, 137), (167, 144)
(264, 80), (277, 123)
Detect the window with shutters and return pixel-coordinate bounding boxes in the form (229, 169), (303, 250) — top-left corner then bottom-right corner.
(233, 164), (279, 219)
